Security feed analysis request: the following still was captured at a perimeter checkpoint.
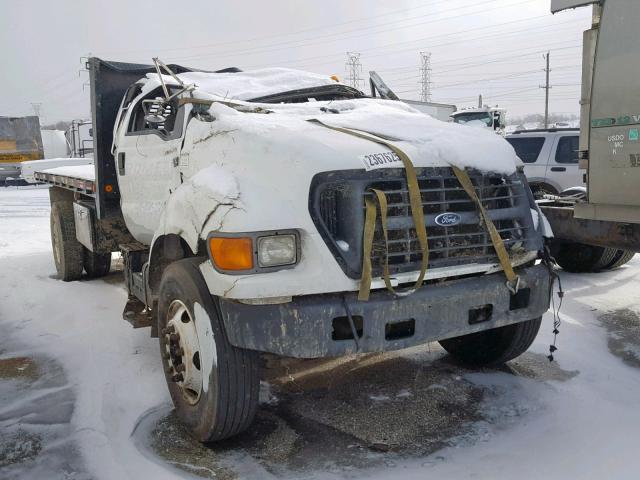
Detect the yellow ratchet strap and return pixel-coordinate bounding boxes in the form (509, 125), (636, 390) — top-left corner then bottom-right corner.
(451, 166), (520, 292)
(307, 120), (429, 301)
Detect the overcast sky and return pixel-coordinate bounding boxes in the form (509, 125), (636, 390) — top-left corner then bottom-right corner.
(0, 0), (591, 124)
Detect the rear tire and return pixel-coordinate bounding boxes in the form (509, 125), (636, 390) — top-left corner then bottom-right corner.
(439, 317), (542, 367)
(157, 258), (260, 442)
(83, 248), (111, 278)
(554, 242), (619, 273)
(50, 202), (83, 281)
(603, 250), (636, 270)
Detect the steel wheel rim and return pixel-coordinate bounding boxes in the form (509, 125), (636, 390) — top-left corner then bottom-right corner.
(163, 300), (203, 405)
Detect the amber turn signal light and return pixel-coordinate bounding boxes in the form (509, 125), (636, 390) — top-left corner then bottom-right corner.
(208, 237), (253, 271)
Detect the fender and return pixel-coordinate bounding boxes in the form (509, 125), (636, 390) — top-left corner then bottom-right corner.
(146, 164), (241, 294)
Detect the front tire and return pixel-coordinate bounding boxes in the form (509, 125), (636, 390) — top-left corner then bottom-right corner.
(439, 317), (542, 367)
(157, 258), (260, 442)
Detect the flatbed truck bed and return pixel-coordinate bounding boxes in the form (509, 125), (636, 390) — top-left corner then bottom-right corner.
(34, 165), (96, 195)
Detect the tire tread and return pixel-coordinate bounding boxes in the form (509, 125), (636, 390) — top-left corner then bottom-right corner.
(604, 250), (635, 270)
(50, 202), (83, 281)
(439, 317), (542, 367)
(158, 258), (259, 443)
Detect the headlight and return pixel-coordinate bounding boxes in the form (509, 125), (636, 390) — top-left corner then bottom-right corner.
(258, 234), (297, 267)
(207, 230), (299, 274)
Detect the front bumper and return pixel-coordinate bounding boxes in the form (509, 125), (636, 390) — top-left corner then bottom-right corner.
(218, 263), (550, 358)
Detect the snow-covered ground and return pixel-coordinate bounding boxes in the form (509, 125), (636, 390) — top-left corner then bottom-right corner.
(1, 186), (639, 480)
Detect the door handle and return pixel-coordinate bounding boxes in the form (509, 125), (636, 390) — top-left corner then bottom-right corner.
(550, 167), (566, 172)
(117, 152), (125, 175)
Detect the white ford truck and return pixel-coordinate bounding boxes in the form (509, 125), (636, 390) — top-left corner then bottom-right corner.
(36, 58), (551, 442)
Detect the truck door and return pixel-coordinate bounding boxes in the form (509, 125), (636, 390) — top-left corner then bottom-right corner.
(114, 87), (186, 244)
(547, 134), (583, 192)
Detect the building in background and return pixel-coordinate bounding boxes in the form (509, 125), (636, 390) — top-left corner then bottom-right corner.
(0, 116), (44, 182)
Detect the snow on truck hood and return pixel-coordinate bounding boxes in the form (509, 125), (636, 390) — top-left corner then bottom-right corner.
(141, 68), (521, 175)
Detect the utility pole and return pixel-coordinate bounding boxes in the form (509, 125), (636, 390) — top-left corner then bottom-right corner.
(31, 102), (42, 118)
(540, 51), (551, 128)
(419, 52), (432, 102)
(345, 52), (364, 89)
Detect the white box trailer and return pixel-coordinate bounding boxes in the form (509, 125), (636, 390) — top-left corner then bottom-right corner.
(539, 0), (640, 273)
(401, 99), (456, 123)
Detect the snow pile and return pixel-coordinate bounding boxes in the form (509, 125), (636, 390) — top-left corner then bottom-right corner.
(139, 67), (520, 174)
(144, 67), (340, 101)
(41, 164), (95, 181)
(203, 98), (520, 174)
(303, 100), (518, 174)
(21, 158), (93, 183)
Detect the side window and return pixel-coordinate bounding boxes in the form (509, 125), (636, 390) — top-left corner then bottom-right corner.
(555, 136), (579, 164)
(115, 84), (142, 135)
(506, 137), (545, 163)
(127, 87), (181, 138)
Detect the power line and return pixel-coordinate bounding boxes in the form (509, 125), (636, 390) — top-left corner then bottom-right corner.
(173, 0), (539, 64)
(267, 21), (583, 73)
(95, 0), (454, 57)
(377, 48), (580, 81)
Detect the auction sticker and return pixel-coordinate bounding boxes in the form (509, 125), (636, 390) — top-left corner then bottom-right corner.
(360, 151), (404, 171)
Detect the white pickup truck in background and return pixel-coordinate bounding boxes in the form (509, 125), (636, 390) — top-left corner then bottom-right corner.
(506, 128), (583, 197)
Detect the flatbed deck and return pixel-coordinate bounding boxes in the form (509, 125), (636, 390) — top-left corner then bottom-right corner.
(34, 165), (96, 195)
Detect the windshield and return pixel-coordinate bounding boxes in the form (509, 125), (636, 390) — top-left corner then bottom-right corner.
(248, 84), (365, 104)
(453, 112), (492, 126)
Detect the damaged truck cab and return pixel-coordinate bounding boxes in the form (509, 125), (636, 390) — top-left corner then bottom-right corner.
(40, 58), (551, 442)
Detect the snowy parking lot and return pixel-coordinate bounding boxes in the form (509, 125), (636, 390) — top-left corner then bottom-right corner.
(1, 185), (639, 480)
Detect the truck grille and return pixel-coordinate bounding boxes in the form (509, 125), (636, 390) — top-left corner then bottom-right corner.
(309, 167), (540, 280)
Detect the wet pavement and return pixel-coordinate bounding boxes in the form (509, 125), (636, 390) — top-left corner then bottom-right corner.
(2, 187), (638, 479)
(599, 308), (640, 369)
(0, 350), (90, 480)
(135, 346), (578, 480)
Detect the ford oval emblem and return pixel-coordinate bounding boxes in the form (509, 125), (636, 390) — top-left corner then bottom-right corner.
(435, 212), (462, 227)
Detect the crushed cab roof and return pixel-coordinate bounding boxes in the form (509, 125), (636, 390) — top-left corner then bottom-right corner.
(142, 68), (345, 101)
